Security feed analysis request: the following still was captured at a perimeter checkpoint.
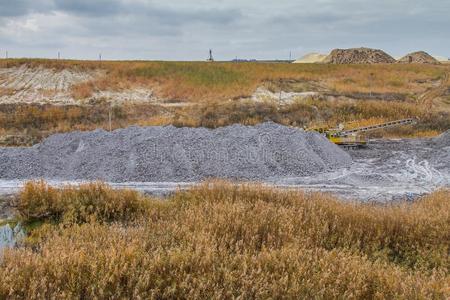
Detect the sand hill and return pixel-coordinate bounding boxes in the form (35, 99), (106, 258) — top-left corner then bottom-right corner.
(432, 55), (449, 63)
(293, 53), (327, 64)
(324, 47), (396, 64)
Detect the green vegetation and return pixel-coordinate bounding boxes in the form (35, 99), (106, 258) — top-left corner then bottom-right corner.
(132, 62), (248, 86)
(0, 181), (448, 298)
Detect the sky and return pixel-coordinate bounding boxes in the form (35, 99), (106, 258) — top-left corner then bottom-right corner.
(0, 0), (449, 61)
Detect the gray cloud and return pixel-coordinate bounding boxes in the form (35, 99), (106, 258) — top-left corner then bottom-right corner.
(54, 0), (122, 16)
(0, 0), (53, 17)
(0, 0), (449, 60)
(0, 0), (34, 17)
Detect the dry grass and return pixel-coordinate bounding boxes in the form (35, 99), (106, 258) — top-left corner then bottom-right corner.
(0, 96), (448, 146)
(121, 62), (447, 101)
(0, 59), (449, 143)
(0, 103), (167, 145)
(16, 181), (149, 225)
(170, 98), (450, 137)
(1, 59), (448, 102)
(0, 181), (448, 298)
(70, 82), (95, 100)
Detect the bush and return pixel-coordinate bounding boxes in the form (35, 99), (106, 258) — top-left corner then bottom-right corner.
(17, 181), (150, 224)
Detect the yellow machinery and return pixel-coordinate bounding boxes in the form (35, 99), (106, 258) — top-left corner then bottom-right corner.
(309, 118), (417, 148)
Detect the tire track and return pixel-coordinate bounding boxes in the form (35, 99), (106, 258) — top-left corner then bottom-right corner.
(418, 71), (449, 110)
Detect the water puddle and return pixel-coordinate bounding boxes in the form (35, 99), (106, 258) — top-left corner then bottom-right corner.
(0, 223), (24, 252)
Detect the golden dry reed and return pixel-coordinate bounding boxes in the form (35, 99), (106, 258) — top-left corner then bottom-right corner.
(0, 181), (448, 299)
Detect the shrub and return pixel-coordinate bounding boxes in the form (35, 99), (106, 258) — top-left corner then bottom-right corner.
(17, 181), (150, 224)
(0, 182), (448, 298)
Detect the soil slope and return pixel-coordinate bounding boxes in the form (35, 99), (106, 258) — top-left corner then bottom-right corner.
(0, 65), (96, 104)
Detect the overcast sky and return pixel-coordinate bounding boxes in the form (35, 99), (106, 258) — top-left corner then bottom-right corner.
(0, 0), (449, 60)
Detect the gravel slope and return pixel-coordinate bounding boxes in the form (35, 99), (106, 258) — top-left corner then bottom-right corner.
(0, 123), (352, 182)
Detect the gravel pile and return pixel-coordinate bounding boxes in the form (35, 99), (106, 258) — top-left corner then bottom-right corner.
(398, 51), (440, 64)
(324, 47), (396, 64)
(431, 130), (450, 169)
(433, 130), (450, 145)
(0, 123), (352, 182)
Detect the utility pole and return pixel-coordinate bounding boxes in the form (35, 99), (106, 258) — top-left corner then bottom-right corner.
(207, 49), (214, 62)
(108, 106), (112, 132)
(369, 72), (374, 98)
(58, 52), (60, 60)
(99, 53), (102, 61)
(279, 78), (282, 102)
(5, 51), (8, 59)
(289, 51), (292, 61)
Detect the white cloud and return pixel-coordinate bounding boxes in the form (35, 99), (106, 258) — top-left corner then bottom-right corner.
(0, 16), (39, 40)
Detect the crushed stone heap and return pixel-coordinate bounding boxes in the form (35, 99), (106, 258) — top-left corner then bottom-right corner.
(432, 130), (450, 147)
(428, 130), (450, 170)
(324, 47), (396, 64)
(0, 123), (352, 182)
(398, 51), (440, 64)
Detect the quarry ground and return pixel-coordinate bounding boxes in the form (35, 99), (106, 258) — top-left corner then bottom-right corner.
(274, 138), (450, 201)
(0, 137), (448, 205)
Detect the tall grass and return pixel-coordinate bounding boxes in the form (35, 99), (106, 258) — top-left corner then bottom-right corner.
(171, 98), (450, 136)
(0, 103), (166, 145)
(1, 97), (448, 146)
(0, 181), (448, 298)
(17, 181), (149, 224)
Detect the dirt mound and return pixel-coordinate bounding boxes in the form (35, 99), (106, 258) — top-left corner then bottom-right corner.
(0, 65), (97, 104)
(293, 53), (327, 64)
(0, 123), (352, 182)
(324, 47), (396, 64)
(0, 65), (160, 105)
(398, 51), (440, 64)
